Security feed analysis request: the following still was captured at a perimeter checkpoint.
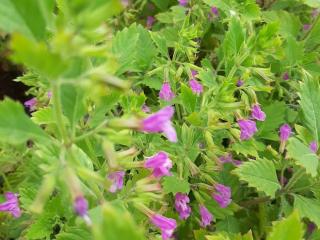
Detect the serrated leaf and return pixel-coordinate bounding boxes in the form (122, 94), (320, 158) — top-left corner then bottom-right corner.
(0, 0), (54, 40)
(286, 138), (318, 177)
(267, 211), (303, 240)
(0, 98), (49, 144)
(285, 35), (304, 66)
(162, 176), (190, 194)
(56, 227), (92, 240)
(223, 18), (245, 57)
(299, 77), (320, 142)
(31, 107), (55, 125)
(294, 195), (320, 226)
(180, 83), (197, 113)
(232, 139), (265, 157)
(257, 101), (286, 139)
(60, 85), (86, 130)
(233, 158), (280, 198)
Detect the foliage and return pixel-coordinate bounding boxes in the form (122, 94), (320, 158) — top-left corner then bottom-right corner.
(0, 0), (319, 239)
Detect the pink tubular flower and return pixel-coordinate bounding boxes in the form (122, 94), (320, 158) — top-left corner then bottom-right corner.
(191, 70), (198, 77)
(212, 184), (231, 208)
(189, 79), (203, 95)
(74, 196), (88, 217)
(147, 16), (155, 29)
(0, 192), (21, 218)
(282, 72), (289, 80)
(150, 214), (177, 240)
(211, 6), (219, 16)
(303, 24), (311, 31)
(144, 152), (172, 178)
(251, 104), (266, 121)
(219, 154), (233, 163)
(178, 0), (188, 6)
(238, 119), (257, 140)
(108, 171), (125, 193)
(159, 82), (175, 101)
(175, 193), (191, 220)
(47, 91), (52, 99)
(310, 141), (318, 153)
(199, 205), (213, 227)
(279, 124), (291, 142)
(141, 106), (177, 142)
(24, 98), (37, 111)
(236, 79), (244, 87)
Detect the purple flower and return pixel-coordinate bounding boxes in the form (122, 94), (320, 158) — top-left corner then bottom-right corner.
(211, 6), (219, 16)
(73, 196), (88, 217)
(236, 79), (244, 87)
(178, 0), (188, 7)
(279, 124), (291, 142)
(251, 104), (266, 121)
(191, 70), (198, 77)
(199, 205), (213, 227)
(312, 9), (319, 18)
(212, 184), (231, 208)
(144, 152), (172, 178)
(108, 171), (125, 193)
(303, 24), (311, 31)
(282, 72), (289, 80)
(219, 154), (233, 163)
(147, 16), (155, 29)
(238, 119), (257, 140)
(150, 214), (177, 240)
(310, 141), (318, 153)
(307, 222), (316, 235)
(24, 98), (37, 111)
(0, 192), (21, 218)
(141, 106), (177, 142)
(175, 193), (191, 220)
(47, 91), (52, 99)
(159, 82), (175, 101)
(189, 79), (203, 95)
(142, 103), (151, 113)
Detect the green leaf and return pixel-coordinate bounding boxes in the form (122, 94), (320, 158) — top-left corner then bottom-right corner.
(60, 85), (86, 130)
(91, 204), (145, 240)
(10, 34), (67, 79)
(233, 158), (280, 198)
(285, 35), (304, 66)
(150, 0), (170, 10)
(305, 16), (320, 51)
(112, 24), (157, 74)
(0, 98), (49, 144)
(56, 227), (92, 240)
(162, 176), (190, 194)
(257, 101), (286, 140)
(232, 139), (265, 157)
(0, 0), (54, 40)
(180, 83), (197, 113)
(303, 0), (320, 8)
(286, 138), (318, 177)
(267, 211), (303, 240)
(31, 107), (55, 125)
(223, 18), (245, 57)
(294, 195), (320, 226)
(299, 73), (320, 142)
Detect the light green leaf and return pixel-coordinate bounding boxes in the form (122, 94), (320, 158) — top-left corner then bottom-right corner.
(56, 227), (92, 240)
(31, 107), (55, 125)
(267, 211), (303, 240)
(294, 195), (320, 226)
(223, 18), (245, 57)
(233, 158), (280, 198)
(10, 34), (67, 79)
(232, 139), (265, 157)
(285, 35), (304, 66)
(0, 0), (54, 40)
(299, 78), (320, 142)
(180, 83), (197, 113)
(287, 138), (318, 177)
(162, 176), (190, 194)
(303, 0), (320, 7)
(0, 98), (49, 144)
(61, 85), (86, 130)
(91, 204), (145, 240)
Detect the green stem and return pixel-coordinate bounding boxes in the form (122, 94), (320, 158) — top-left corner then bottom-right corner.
(284, 168), (305, 192)
(258, 200), (267, 238)
(52, 83), (69, 144)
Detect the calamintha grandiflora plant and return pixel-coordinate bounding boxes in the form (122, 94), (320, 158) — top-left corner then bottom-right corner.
(0, 0), (320, 239)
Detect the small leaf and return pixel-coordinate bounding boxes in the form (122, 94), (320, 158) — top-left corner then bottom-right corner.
(286, 138), (318, 177)
(0, 98), (49, 144)
(294, 195), (320, 226)
(162, 176), (190, 194)
(233, 158), (280, 198)
(180, 83), (197, 113)
(267, 211), (303, 240)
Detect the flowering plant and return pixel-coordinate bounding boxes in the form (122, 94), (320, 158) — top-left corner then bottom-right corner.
(0, 0), (320, 239)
